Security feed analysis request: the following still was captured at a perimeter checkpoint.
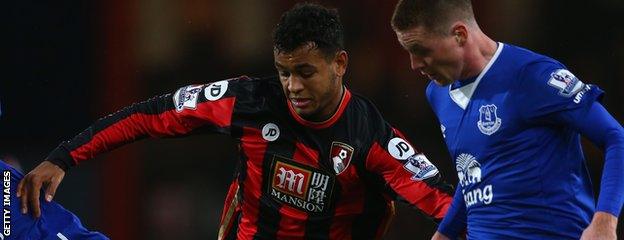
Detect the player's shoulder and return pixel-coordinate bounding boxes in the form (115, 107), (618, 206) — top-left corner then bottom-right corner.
(213, 75), (280, 94)
(200, 75), (282, 101)
(502, 44), (564, 77)
(347, 92), (394, 137)
(501, 44), (570, 90)
(348, 93), (386, 123)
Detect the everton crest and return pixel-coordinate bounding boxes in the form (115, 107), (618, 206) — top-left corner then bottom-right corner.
(477, 104), (501, 135)
(330, 142), (354, 175)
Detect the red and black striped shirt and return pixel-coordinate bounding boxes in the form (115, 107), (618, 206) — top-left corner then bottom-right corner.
(47, 76), (453, 239)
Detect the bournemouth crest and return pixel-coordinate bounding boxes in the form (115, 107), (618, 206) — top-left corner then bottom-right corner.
(477, 104), (501, 135)
(330, 142), (354, 175)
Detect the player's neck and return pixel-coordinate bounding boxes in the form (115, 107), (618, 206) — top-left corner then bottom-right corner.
(310, 85), (345, 122)
(461, 31), (497, 79)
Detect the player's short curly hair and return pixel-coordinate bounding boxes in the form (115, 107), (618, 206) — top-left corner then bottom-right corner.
(273, 3), (344, 59)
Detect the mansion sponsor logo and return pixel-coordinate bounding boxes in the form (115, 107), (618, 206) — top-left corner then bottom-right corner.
(269, 156), (334, 213)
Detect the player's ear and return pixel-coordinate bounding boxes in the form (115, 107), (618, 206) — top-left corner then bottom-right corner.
(333, 50), (348, 77)
(451, 22), (468, 46)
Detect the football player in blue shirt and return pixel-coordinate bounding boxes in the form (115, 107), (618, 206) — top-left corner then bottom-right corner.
(0, 102), (108, 240)
(390, 0), (623, 239)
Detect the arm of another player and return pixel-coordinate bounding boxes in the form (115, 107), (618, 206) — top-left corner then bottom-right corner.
(365, 128), (454, 223)
(556, 102), (623, 240)
(16, 161), (65, 217)
(17, 78), (241, 218)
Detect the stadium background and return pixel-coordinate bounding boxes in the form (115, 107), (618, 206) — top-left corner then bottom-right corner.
(4, 0), (624, 239)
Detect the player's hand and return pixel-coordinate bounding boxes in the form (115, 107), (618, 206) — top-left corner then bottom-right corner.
(431, 231), (450, 240)
(16, 160), (65, 218)
(580, 211), (617, 240)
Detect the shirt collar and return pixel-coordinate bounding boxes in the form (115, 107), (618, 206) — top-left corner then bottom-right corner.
(449, 42), (504, 110)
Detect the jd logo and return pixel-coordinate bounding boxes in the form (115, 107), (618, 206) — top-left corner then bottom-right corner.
(262, 123), (280, 142)
(204, 80), (229, 101)
(388, 137), (415, 160)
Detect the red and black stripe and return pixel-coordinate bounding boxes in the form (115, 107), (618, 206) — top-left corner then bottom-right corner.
(252, 129), (296, 239)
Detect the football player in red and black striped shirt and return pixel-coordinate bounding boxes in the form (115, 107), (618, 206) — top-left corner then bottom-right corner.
(18, 3), (453, 239)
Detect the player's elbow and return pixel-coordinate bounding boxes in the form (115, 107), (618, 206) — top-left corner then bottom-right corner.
(603, 124), (624, 155)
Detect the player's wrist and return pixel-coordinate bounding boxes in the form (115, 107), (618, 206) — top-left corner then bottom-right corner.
(45, 144), (75, 172)
(591, 211), (617, 229)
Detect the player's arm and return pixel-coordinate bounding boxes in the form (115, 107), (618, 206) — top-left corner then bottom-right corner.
(434, 184), (467, 239)
(17, 77), (242, 217)
(517, 62), (621, 239)
(364, 128), (454, 222)
(556, 102), (623, 239)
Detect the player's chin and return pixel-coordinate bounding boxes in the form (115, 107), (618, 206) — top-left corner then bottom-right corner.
(432, 78), (453, 86)
(293, 106), (312, 117)
(294, 107), (320, 120)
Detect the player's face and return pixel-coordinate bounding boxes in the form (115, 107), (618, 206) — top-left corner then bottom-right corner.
(274, 43), (347, 121)
(395, 26), (464, 86)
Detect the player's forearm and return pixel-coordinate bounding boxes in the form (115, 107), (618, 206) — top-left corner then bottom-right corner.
(557, 102), (624, 217)
(47, 93), (187, 170)
(596, 127), (624, 216)
(570, 103), (624, 216)
(437, 184), (467, 239)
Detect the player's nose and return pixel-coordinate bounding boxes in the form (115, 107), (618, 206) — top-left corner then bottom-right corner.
(409, 54), (426, 71)
(287, 76), (304, 93)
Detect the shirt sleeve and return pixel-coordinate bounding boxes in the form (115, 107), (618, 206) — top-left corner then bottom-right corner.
(514, 60), (604, 123)
(554, 102), (624, 217)
(515, 60), (624, 216)
(437, 183), (467, 239)
(47, 77), (248, 170)
(364, 127), (453, 222)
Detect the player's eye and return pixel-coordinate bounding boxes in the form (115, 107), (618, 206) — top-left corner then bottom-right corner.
(300, 71), (315, 79)
(409, 45), (430, 56)
(279, 71), (291, 78)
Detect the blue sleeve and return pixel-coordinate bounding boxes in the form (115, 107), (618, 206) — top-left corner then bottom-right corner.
(554, 102), (624, 217)
(437, 184), (466, 239)
(513, 60), (623, 216)
(515, 60), (604, 123)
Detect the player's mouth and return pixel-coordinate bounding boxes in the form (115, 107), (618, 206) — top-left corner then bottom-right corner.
(290, 98), (313, 108)
(420, 70), (436, 80)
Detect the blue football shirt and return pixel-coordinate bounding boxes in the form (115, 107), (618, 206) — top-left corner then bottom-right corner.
(427, 43), (604, 239)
